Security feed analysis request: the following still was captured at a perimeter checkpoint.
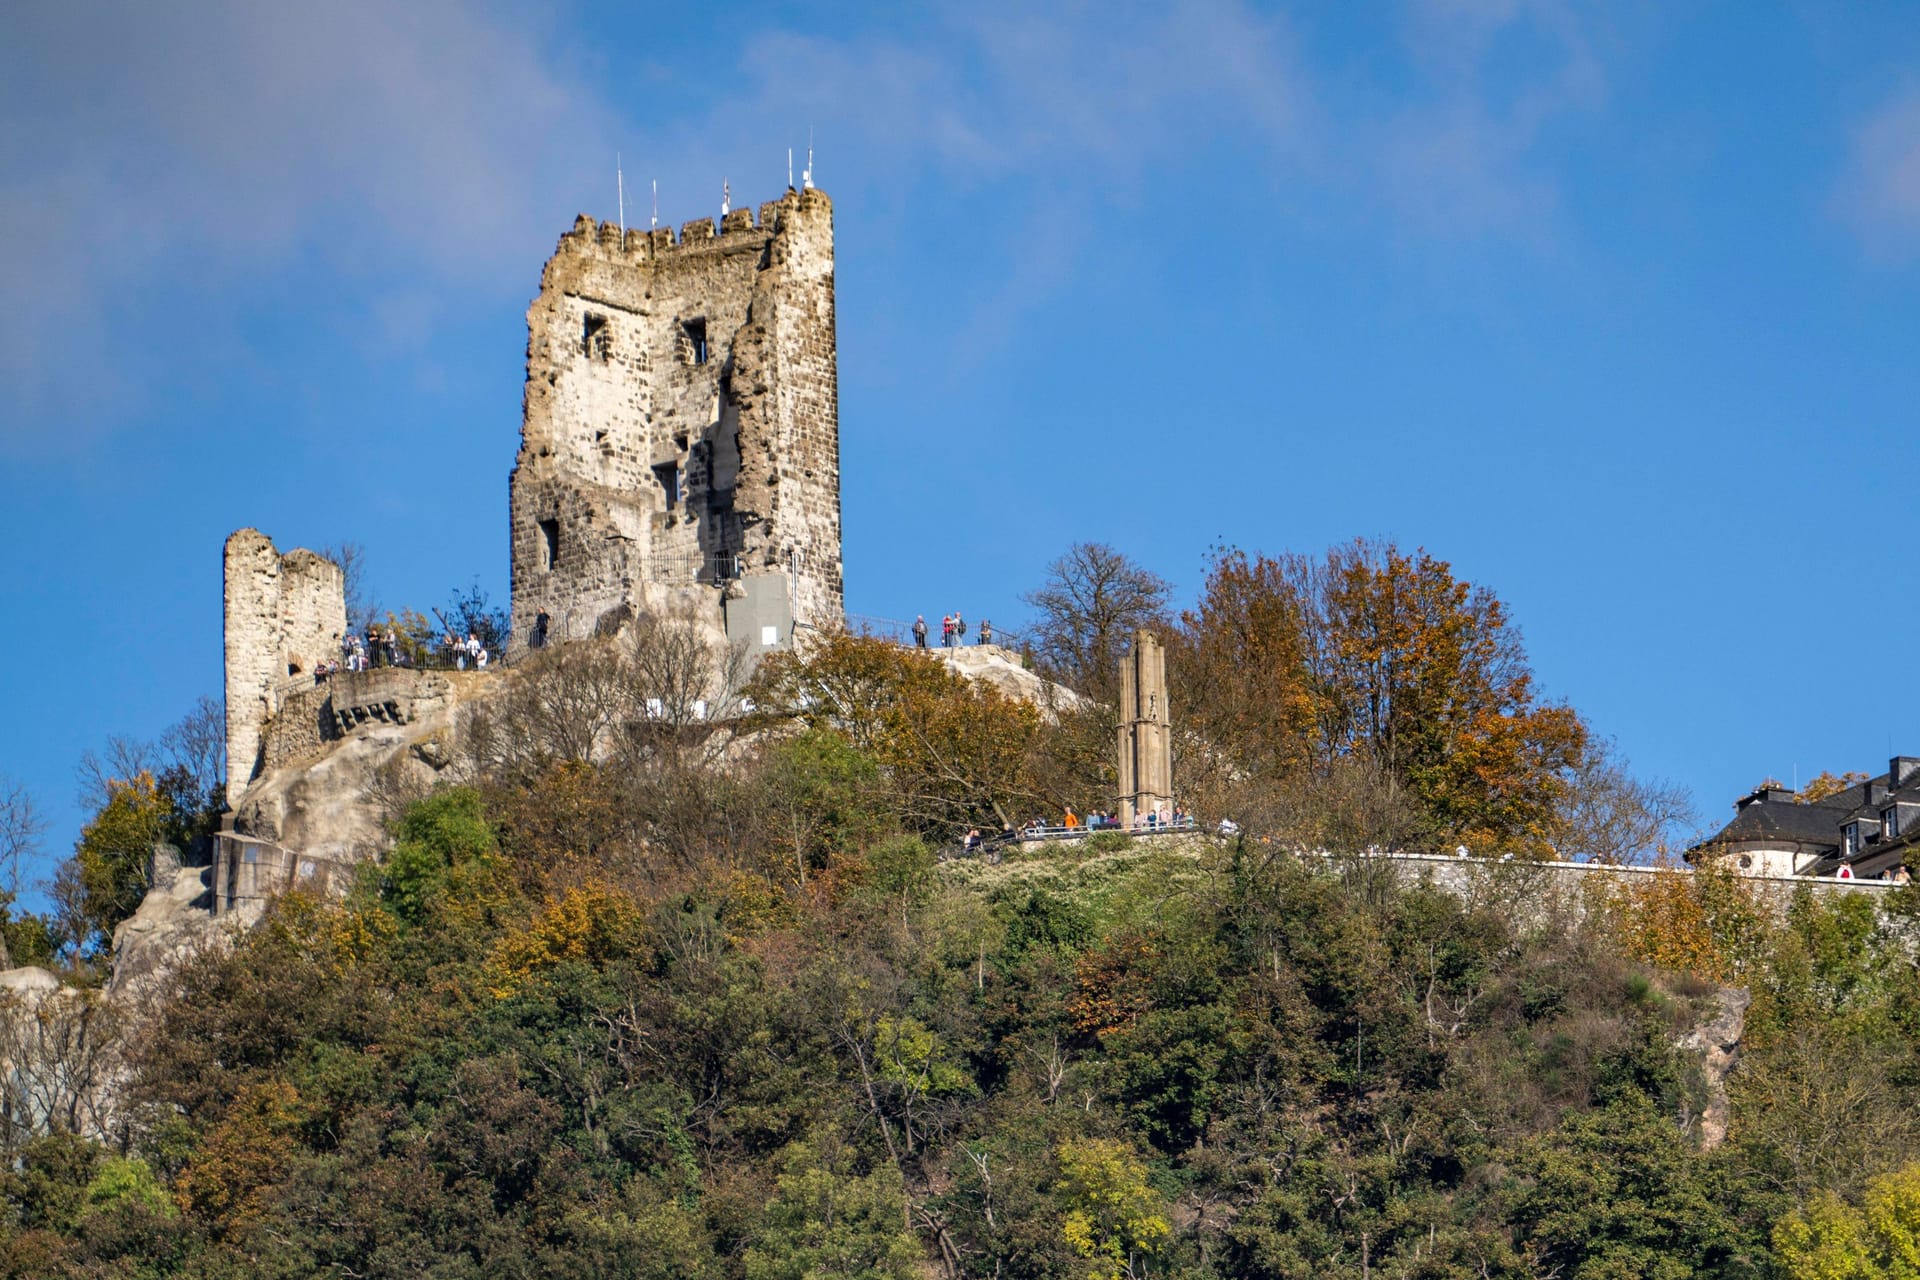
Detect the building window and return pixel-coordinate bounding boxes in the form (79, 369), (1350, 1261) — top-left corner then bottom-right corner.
(583, 313), (610, 360)
(653, 462), (680, 507)
(1888, 808), (1901, 838)
(1845, 823), (1858, 855)
(538, 518), (559, 571)
(680, 317), (708, 365)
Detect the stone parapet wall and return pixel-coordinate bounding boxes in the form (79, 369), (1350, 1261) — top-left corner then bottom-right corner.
(1372, 850), (1892, 896)
(257, 667), (456, 774)
(260, 683), (333, 774)
(1325, 850), (1895, 926)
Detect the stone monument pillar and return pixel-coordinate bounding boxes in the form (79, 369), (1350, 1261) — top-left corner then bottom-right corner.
(1117, 629), (1173, 826)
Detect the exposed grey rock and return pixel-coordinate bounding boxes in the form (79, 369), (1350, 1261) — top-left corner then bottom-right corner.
(0, 968), (120, 1142)
(1678, 985), (1751, 1150)
(930, 644), (1082, 715)
(107, 863), (229, 1006)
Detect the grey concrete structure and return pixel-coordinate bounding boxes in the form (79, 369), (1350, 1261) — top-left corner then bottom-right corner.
(1117, 629), (1173, 824)
(508, 187), (843, 655)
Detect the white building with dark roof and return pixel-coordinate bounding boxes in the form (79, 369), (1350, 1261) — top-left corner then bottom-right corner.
(1693, 757), (1920, 879)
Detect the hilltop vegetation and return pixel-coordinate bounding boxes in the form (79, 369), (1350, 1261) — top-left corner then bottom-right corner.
(5, 538), (1913, 1277)
(6, 781), (1919, 1278)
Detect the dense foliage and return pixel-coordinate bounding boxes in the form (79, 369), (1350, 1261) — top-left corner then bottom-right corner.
(4, 745), (1917, 1277)
(7, 537), (1898, 1277)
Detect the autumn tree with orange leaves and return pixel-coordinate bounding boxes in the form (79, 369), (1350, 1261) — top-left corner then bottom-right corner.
(748, 632), (1047, 834)
(1175, 539), (1586, 851)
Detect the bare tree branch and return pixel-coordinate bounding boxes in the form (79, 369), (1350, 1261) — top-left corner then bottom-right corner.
(1021, 542), (1171, 700)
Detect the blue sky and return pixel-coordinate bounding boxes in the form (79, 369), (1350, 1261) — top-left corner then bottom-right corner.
(4, 1), (1920, 884)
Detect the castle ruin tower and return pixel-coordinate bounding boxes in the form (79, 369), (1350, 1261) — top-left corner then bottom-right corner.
(508, 187), (843, 653)
(223, 530), (346, 794)
(1117, 629), (1173, 826)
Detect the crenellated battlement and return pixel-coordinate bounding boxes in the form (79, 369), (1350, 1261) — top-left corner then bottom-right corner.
(551, 187), (831, 270)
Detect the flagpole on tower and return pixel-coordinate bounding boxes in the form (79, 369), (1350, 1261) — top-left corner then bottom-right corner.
(650, 179), (658, 230)
(616, 153), (625, 236)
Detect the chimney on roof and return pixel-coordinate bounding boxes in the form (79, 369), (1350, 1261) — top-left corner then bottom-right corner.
(1892, 757), (1920, 789)
(1738, 784), (1796, 811)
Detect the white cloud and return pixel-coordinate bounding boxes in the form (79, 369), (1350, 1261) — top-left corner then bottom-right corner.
(1363, 0), (1608, 241)
(1839, 87), (1920, 257)
(0, 0), (1619, 445)
(0, 1), (613, 433)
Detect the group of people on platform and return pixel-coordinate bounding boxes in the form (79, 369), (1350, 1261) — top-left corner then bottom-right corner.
(1042, 805), (1192, 834)
(313, 627), (492, 679)
(442, 632), (491, 670)
(911, 613), (992, 648)
(305, 609), (544, 683)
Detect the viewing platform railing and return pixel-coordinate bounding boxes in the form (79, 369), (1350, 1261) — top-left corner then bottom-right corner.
(945, 816), (1203, 861)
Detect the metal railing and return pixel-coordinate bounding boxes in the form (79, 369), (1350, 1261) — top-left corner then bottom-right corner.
(642, 550), (746, 586)
(945, 815), (1203, 861)
(271, 640), (507, 699)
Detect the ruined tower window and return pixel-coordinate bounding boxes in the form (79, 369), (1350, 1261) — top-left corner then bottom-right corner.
(583, 313), (610, 361)
(654, 462), (680, 507)
(679, 318), (709, 365)
(538, 518), (560, 571)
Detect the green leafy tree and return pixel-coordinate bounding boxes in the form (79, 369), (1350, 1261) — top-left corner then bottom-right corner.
(1774, 1161), (1920, 1280)
(750, 633), (1046, 832)
(757, 728), (887, 888)
(380, 787), (499, 926)
(70, 772), (170, 946)
(743, 1140), (922, 1280)
(860, 834), (936, 933)
(1511, 1097), (1739, 1280)
(1055, 1137), (1170, 1280)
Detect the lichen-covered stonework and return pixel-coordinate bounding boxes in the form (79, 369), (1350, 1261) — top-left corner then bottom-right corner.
(508, 187), (843, 651)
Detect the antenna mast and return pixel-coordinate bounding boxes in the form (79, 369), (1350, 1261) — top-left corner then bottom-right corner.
(803, 127), (815, 190)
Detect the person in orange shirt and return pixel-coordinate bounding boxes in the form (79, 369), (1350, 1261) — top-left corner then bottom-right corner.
(1064, 807), (1079, 829)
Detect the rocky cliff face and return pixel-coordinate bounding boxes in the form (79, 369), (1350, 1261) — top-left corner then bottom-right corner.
(1679, 984), (1752, 1150)
(217, 667), (490, 920)
(0, 968), (123, 1144)
(929, 644), (1083, 715)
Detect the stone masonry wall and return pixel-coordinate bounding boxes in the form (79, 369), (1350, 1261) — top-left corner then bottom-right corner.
(509, 188), (843, 651)
(223, 530), (345, 794)
(260, 683), (333, 775)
